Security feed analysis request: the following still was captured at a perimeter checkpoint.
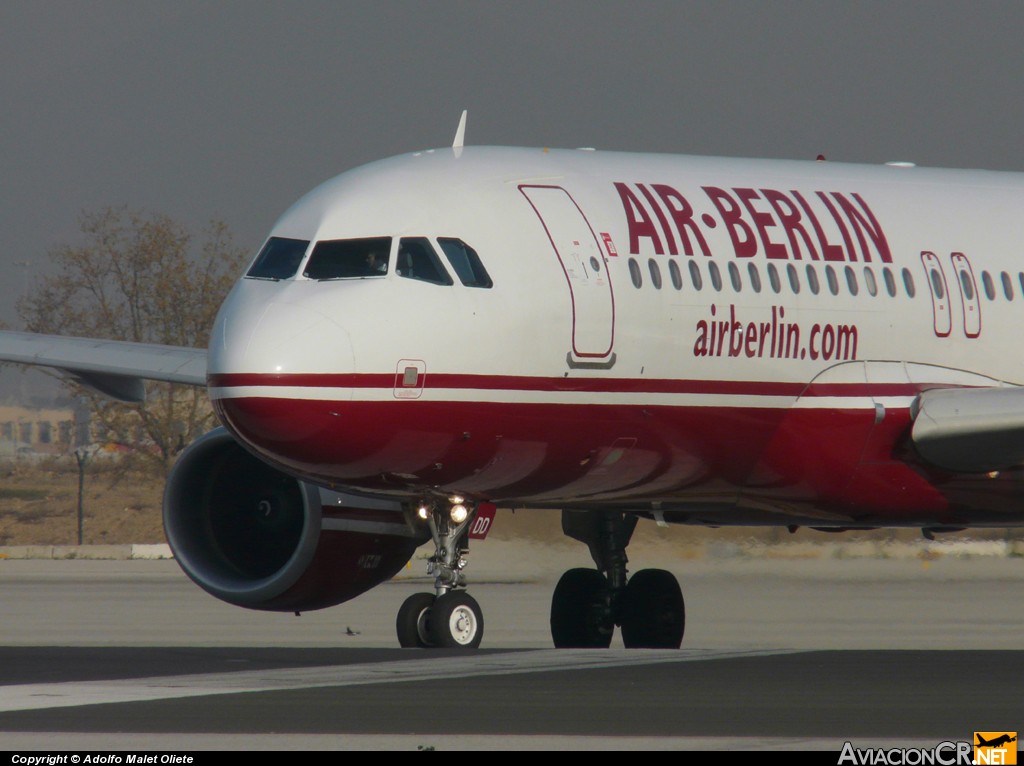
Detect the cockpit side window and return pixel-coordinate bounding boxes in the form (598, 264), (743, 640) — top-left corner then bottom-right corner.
(303, 237), (392, 280)
(247, 237), (310, 280)
(396, 237), (454, 286)
(438, 238), (493, 288)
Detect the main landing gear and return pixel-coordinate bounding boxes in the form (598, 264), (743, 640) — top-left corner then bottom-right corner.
(395, 505), (683, 650)
(396, 497), (484, 649)
(551, 510), (685, 649)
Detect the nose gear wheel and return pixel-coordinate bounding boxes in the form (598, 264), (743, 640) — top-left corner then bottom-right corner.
(395, 500), (483, 649)
(430, 592), (484, 648)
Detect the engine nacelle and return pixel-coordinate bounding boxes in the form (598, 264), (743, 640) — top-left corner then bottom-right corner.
(164, 428), (426, 612)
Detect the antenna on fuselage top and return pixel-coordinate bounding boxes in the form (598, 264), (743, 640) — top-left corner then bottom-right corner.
(452, 110), (467, 149)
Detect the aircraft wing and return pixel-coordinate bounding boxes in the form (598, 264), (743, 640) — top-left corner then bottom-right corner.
(0, 330), (206, 404)
(912, 386), (1024, 472)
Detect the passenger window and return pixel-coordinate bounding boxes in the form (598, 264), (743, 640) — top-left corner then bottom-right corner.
(669, 260), (683, 290)
(1002, 271), (1014, 300)
(1019, 272), (1024, 296)
(787, 263), (800, 294)
(689, 260), (703, 291)
(845, 265), (859, 296)
(883, 267), (897, 297)
(982, 271), (996, 300)
(303, 237), (391, 280)
(648, 259), (663, 290)
(902, 268), (916, 298)
(748, 263), (762, 293)
(248, 237), (310, 280)
(438, 238), (493, 288)
(864, 267), (878, 297)
(960, 270), (975, 300)
(396, 237), (453, 285)
(728, 262), (742, 291)
(708, 261), (723, 291)
(628, 258), (642, 288)
(806, 264), (820, 295)
(826, 265), (839, 295)
(767, 263), (781, 293)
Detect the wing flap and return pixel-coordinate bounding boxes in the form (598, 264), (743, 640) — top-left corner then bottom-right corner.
(912, 386), (1024, 472)
(0, 331), (206, 403)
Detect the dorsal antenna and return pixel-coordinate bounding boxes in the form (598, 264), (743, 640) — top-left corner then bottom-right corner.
(452, 110), (467, 149)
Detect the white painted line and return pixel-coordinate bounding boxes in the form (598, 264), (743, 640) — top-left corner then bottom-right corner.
(0, 648), (799, 713)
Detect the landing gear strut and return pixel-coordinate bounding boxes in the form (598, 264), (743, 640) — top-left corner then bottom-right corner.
(551, 510), (684, 649)
(396, 498), (484, 649)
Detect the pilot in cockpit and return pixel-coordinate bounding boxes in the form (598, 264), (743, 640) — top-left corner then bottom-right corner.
(364, 249), (387, 275)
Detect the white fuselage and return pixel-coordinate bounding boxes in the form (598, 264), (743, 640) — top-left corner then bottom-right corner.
(206, 147), (1024, 527)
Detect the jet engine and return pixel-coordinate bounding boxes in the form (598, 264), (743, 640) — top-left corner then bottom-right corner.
(163, 428), (426, 612)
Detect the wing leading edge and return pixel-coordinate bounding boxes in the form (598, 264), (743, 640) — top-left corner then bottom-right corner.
(0, 330), (206, 403)
(912, 386), (1024, 473)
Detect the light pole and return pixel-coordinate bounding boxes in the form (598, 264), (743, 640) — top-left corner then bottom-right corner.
(74, 445), (90, 545)
(72, 397), (92, 546)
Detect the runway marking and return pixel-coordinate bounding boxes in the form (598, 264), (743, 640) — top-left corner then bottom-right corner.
(0, 648), (797, 713)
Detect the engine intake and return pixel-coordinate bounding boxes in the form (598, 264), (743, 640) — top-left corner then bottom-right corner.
(164, 428), (424, 611)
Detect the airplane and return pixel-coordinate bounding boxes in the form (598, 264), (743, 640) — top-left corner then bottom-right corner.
(4, 115), (1024, 650)
(976, 734), (1017, 749)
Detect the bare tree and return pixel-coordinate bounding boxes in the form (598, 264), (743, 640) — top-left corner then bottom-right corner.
(18, 207), (248, 477)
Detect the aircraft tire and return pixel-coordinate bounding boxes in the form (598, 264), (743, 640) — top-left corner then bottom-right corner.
(428, 591), (484, 648)
(620, 568), (685, 649)
(550, 568), (613, 648)
(396, 592), (436, 648)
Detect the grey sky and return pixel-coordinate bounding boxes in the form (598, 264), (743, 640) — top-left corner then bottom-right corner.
(3, 1), (1024, 327)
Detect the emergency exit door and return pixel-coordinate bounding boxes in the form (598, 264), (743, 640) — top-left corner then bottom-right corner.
(920, 251), (951, 338)
(950, 252), (982, 338)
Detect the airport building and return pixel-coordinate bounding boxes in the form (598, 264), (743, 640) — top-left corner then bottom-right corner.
(0, 404), (83, 457)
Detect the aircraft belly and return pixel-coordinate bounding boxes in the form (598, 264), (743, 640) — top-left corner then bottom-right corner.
(211, 387), (934, 510)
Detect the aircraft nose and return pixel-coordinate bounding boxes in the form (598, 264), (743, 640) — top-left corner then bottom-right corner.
(207, 289), (356, 461)
(209, 296), (355, 379)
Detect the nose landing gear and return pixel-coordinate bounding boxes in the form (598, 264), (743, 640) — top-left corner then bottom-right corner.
(396, 498), (484, 649)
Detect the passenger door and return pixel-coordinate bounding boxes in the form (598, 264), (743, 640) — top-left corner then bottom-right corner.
(520, 185), (615, 360)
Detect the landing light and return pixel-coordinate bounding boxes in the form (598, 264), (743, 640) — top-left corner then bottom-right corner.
(449, 494), (465, 505)
(416, 504), (430, 520)
(450, 504), (469, 523)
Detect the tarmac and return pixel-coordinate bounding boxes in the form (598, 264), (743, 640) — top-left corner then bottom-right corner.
(0, 537), (1021, 749)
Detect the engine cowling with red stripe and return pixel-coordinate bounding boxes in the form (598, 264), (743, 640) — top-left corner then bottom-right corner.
(163, 428), (426, 612)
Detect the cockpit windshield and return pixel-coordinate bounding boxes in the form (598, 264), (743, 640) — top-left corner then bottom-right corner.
(303, 237), (392, 280)
(246, 237), (310, 280)
(438, 238), (493, 288)
(396, 238), (453, 286)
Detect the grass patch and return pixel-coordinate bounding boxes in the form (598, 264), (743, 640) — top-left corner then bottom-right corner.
(0, 487), (50, 501)
(12, 506), (67, 523)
